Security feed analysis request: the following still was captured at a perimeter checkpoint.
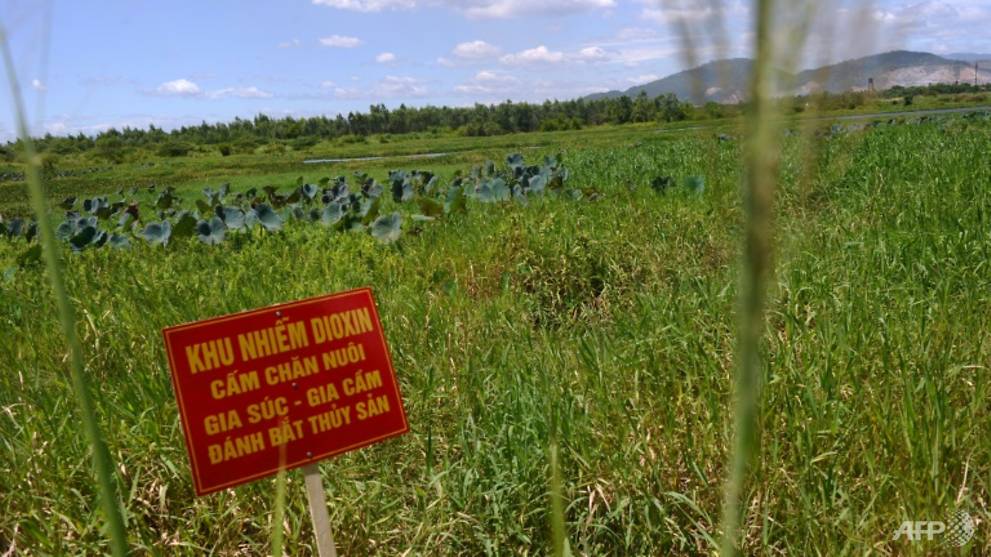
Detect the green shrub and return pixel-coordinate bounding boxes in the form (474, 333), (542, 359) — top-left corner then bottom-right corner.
(290, 136), (319, 151)
(156, 142), (191, 157)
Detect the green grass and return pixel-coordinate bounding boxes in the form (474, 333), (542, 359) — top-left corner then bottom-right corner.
(1, 113), (990, 554)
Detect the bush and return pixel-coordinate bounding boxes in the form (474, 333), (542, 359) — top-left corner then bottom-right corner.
(260, 142), (286, 154)
(218, 144), (232, 157)
(233, 138), (259, 154)
(290, 136), (319, 151)
(904, 95), (914, 106)
(157, 142), (191, 157)
(94, 136), (128, 163)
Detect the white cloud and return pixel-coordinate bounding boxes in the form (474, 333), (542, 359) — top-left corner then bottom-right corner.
(321, 80), (337, 88)
(313, 0), (615, 18)
(31, 78), (46, 92)
(45, 120), (66, 134)
(641, 5), (716, 24)
(627, 74), (660, 85)
(207, 86), (273, 99)
(278, 38), (301, 48)
(156, 78), (201, 96)
(500, 45), (565, 65)
(453, 40), (501, 59)
(312, 0), (415, 11)
(456, 0), (616, 19)
(615, 27), (661, 42)
(319, 35), (363, 48)
(576, 46), (608, 61)
(150, 80), (274, 100)
(455, 69), (520, 94)
(375, 75), (428, 96)
(376, 52), (397, 63)
(334, 76), (428, 99)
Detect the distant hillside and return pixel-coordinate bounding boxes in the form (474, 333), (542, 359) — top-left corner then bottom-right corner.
(587, 59), (764, 104)
(585, 50), (991, 104)
(795, 51), (989, 94)
(947, 52), (991, 64)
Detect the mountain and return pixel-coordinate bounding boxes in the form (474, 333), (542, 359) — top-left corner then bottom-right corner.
(585, 50), (991, 104)
(587, 58), (760, 104)
(947, 53), (991, 64)
(795, 50), (988, 94)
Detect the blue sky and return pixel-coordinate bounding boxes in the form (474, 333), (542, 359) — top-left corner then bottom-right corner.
(0, 0), (988, 139)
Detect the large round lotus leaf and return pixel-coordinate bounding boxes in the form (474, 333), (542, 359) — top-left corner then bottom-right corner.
(363, 181), (384, 199)
(423, 175), (439, 195)
(7, 218), (23, 237)
(221, 206), (245, 229)
(370, 212), (402, 244)
(388, 170), (406, 188)
(118, 212), (135, 230)
(55, 220), (76, 241)
(527, 172), (548, 194)
(651, 176), (674, 193)
(91, 230), (109, 248)
(109, 233), (131, 249)
(416, 196), (444, 218)
(392, 181), (414, 203)
(155, 191), (175, 210)
(94, 204), (113, 220)
(361, 196), (381, 225)
(196, 216), (226, 245)
(172, 211), (198, 239)
(254, 204), (283, 232)
(83, 197), (100, 213)
(478, 178), (510, 203)
(141, 220), (172, 246)
(301, 183), (319, 200)
(445, 185), (467, 215)
(321, 202), (344, 226)
(69, 225), (97, 251)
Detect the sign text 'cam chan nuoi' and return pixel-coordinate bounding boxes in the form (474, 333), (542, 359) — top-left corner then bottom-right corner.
(162, 287), (409, 495)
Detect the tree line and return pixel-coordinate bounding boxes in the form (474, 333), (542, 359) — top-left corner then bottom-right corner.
(6, 93), (695, 161)
(6, 80), (986, 162)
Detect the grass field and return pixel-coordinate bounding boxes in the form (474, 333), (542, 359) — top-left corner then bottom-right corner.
(2, 110), (990, 555)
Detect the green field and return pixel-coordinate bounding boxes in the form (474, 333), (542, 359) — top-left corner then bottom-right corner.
(2, 110), (990, 555)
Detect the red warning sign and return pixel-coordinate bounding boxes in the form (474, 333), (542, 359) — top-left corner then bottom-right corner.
(162, 288), (409, 495)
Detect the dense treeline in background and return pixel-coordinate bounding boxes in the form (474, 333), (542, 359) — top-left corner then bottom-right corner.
(3, 81), (988, 164)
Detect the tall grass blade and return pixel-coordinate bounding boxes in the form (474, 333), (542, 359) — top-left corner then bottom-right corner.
(719, 0), (781, 554)
(0, 25), (128, 556)
(548, 441), (569, 557)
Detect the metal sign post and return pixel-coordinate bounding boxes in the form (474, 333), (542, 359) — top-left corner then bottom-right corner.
(303, 464), (338, 557)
